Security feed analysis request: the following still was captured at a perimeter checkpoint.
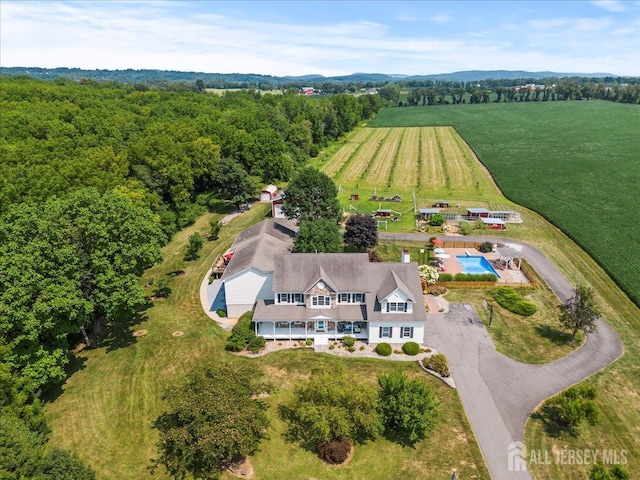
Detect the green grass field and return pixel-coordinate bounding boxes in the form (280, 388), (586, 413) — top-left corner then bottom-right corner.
(45, 203), (489, 480)
(368, 101), (640, 306)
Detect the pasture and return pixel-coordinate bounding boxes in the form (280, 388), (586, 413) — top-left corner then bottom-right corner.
(369, 101), (640, 306)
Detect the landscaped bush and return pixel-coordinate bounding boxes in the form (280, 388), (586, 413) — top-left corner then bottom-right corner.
(343, 335), (355, 347)
(305, 338), (313, 346)
(154, 277), (172, 298)
(216, 309), (227, 318)
(402, 342), (420, 356)
(429, 213), (446, 226)
(247, 336), (266, 354)
(493, 287), (537, 316)
(375, 343), (392, 356)
(329, 344), (336, 350)
(478, 241), (493, 253)
(425, 353), (450, 377)
(347, 346), (356, 353)
(225, 311), (256, 352)
(459, 220), (473, 235)
(316, 437), (352, 464)
(438, 273), (453, 282)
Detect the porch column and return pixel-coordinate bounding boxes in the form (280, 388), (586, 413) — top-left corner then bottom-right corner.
(255, 322), (258, 336)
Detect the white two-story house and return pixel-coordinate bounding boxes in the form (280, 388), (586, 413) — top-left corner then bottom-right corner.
(213, 220), (427, 344)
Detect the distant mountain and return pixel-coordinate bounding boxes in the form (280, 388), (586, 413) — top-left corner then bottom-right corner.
(0, 66), (625, 86)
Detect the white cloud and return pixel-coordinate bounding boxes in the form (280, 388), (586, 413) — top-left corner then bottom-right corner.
(590, 0), (627, 12)
(0, 1), (638, 76)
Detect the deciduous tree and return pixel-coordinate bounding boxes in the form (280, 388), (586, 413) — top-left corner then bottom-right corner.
(559, 285), (600, 343)
(153, 364), (270, 479)
(292, 220), (343, 253)
(377, 371), (439, 444)
(282, 167), (341, 223)
(344, 214), (378, 250)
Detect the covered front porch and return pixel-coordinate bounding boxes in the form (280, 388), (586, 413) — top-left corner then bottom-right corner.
(255, 320), (368, 341)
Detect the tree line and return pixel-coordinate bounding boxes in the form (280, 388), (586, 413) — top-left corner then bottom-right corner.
(0, 76), (383, 476)
(0, 76), (384, 236)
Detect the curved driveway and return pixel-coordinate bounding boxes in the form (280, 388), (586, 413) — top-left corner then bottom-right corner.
(381, 233), (624, 480)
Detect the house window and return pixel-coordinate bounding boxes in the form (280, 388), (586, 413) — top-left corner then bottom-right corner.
(338, 293), (365, 304)
(401, 326), (414, 338)
(380, 326), (392, 338)
(339, 293), (350, 303)
(353, 293), (365, 303)
(311, 295), (331, 307)
(278, 293), (304, 304)
(387, 302), (407, 313)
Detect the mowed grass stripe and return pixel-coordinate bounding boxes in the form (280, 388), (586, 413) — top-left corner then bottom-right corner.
(395, 127), (420, 189)
(440, 127), (474, 189)
(340, 128), (388, 181)
(365, 128), (403, 184)
(323, 142), (359, 177)
(420, 127), (446, 190)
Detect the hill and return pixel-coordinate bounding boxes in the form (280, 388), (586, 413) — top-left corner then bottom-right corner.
(0, 67), (624, 86)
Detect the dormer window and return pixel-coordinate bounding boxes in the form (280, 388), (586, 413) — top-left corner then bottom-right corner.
(338, 293), (365, 304)
(387, 302), (408, 313)
(278, 293), (303, 304)
(311, 295), (331, 308)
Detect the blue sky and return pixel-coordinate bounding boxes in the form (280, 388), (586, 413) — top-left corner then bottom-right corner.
(1, 1), (638, 76)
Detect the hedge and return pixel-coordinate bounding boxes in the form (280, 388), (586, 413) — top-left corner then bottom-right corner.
(493, 287), (537, 316)
(225, 311), (256, 351)
(247, 335), (266, 353)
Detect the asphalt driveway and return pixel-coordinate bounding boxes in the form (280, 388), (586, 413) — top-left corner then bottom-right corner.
(391, 234), (625, 480)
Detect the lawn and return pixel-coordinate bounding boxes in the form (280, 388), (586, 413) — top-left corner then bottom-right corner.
(44, 202), (489, 480)
(369, 101), (640, 307)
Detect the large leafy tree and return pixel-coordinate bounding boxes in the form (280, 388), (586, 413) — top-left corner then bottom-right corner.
(559, 285), (600, 343)
(292, 220), (343, 253)
(344, 214), (378, 250)
(281, 167), (341, 223)
(209, 157), (256, 208)
(153, 364), (270, 480)
(283, 365), (382, 448)
(0, 188), (163, 389)
(377, 371), (439, 444)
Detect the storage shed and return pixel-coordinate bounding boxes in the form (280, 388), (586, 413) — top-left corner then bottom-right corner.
(418, 208), (440, 220)
(260, 185), (279, 202)
(467, 207), (490, 219)
(480, 217), (506, 230)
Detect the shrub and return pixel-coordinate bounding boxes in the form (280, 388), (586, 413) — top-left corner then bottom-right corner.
(368, 248), (383, 262)
(305, 338), (313, 346)
(493, 287), (537, 316)
(343, 335), (355, 347)
(216, 309), (227, 318)
(154, 277), (172, 298)
(438, 273), (453, 282)
(402, 342), (420, 356)
(316, 437), (352, 464)
(425, 354), (450, 377)
(209, 220), (222, 240)
(375, 343), (392, 356)
(429, 213), (446, 226)
(225, 311), (256, 351)
(329, 344), (336, 350)
(428, 285), (447, 296)
(478, 241), (493, 253)
(459, 220), (473, 235)
(453, 273), (498, 282)
(359, 346), (365, 351)
(347, 346), (356, 353)
(247, 336), (266, 354)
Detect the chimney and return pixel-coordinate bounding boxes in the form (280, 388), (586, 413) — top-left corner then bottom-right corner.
(401, 249), (410, 263)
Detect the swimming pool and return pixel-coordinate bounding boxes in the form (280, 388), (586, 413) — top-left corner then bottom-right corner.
(456, 255), (501, 278)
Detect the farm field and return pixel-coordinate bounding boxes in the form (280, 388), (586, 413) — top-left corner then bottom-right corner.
(312, 125), (505, 233)
(368, 101), (640, 306)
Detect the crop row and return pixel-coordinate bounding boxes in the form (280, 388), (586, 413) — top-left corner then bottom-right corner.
(340, 128), (388, 181)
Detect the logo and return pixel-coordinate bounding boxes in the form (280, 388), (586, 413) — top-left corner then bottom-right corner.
(508, 441), (528, 472)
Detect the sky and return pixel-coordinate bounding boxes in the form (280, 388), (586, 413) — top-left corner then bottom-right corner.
(1, 1), (639, 77)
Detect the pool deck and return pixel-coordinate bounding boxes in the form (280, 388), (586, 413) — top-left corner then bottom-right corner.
(435, 248), (529, 284)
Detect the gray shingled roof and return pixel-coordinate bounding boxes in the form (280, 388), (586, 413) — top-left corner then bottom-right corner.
(266, 253), (427, 323)
(220, 219), (295, 280)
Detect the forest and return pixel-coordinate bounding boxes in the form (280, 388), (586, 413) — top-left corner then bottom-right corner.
(0, 76), (384, 477)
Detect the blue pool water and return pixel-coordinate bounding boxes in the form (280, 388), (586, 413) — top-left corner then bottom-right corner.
(456, 255), (501, 278)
